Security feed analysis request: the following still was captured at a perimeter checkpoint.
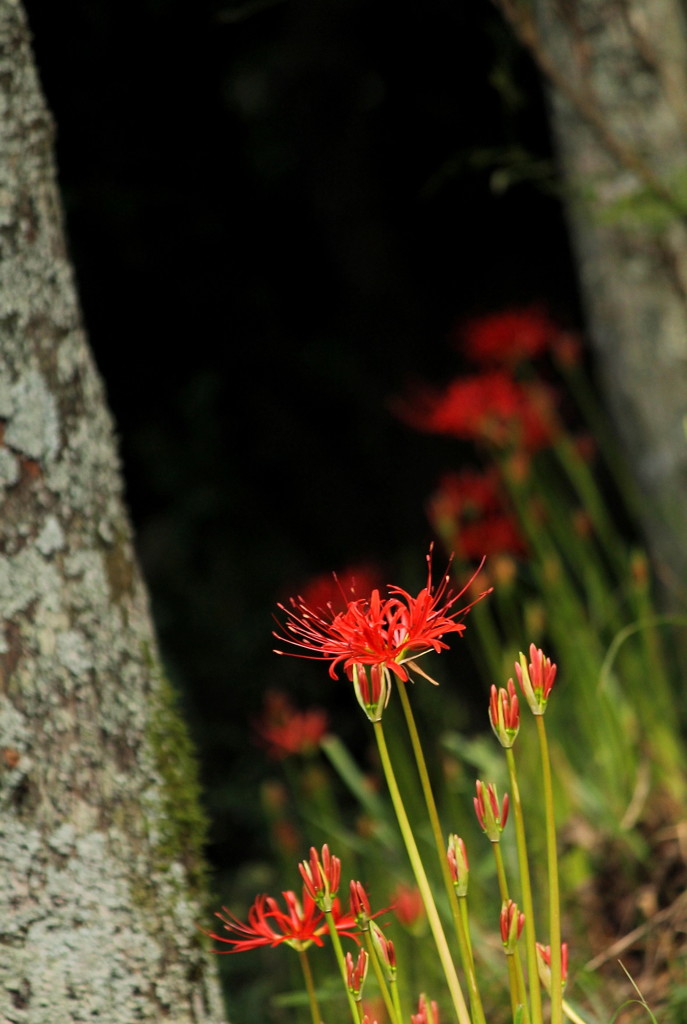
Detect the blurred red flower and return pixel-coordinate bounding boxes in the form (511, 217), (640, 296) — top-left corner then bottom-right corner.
(401, 372), (559, 451)
(390, 882), (425, 928)
(254, 690), (329, 760)
(428, 469), (526, 560)
(297, 563), (383, 616)
(458, 305), (560, 366)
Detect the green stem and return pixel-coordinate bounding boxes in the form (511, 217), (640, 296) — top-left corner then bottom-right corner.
(505, 747), (543, 1024)
(299, 949), (322, 1024)
(492, 842), (509, 904)
(397, 680), (487, 1024)
(505, 954), (520, 1021)
(362, 929), (401, 1024)
(373, 718), (472, 1024)
(535, 716), (562, 1024)
(324, 909), (360, 1024)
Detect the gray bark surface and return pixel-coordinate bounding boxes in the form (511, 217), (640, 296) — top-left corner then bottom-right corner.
(0, 3), (228, 1021)
(526, 0), (687, 600)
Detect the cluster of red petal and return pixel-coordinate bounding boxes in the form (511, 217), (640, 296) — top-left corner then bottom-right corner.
(458, 305), (560, 366)
(208, 888), (357, 953)
(428, 469), (526, 560)
(274, 552), (489, 682)
(402, 372), (559, 451)
(254, 690), (329, 760)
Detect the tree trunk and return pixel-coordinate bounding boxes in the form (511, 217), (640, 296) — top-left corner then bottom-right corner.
(504, 0), (687, 602)
(0, 4), (228, 1021)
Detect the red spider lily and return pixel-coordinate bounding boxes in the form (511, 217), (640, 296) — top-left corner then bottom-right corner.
(274, 549), (490, 689)
(428, 469), (526, 561)
(299, 843), (340, 911)
(515, 643), (557, 715)
(208, 887), (357, 953)
(489, 680), (520, 748)
(400, 371), (559, 451)
(474, 780), (509, 841)
(500, 899), (525, 952)
(254, 690), (329, 760)
(446, 834), (469, 896)
(458, 305), (560, 366)
(411, 993), (440, 1024)
(346, 949), (369, 998)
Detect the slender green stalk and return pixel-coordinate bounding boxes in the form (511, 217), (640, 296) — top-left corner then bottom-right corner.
(492, 842), (509, 903)
(373, 718), (473, 1024)
(505, 747), (543, 1024)
(298, 949), (322, 1024)
(397, 679), (487, 1024)
(389, 974), (404, 1024)
(362, 929), (401, 1024)
(505, 953), (520, 1021)
(324, 910), (360, 1024)
(514, 947), (531, 1024)
(535, 716), (562, 1024)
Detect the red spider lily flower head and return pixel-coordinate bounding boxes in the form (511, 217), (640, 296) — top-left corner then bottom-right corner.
(474, 780), (509, 841)
(500, 899), (525, 953)
(446, 834), (469, 896)
(207, 887), (357, 954)
(299, 843), (341, 911)
(515, 643), (557, 715)
(489, 680), (520, 748)
(254, 690), (329, 760)
(412, 993), (440, 1024)
(346, 948), (369, 999)
(399, 371), (559, 451)
(536, 941), (569, 989)
(427, 468), (526, 561)
(370, 921), (397, 980)
(390, 882), (425, 930)
(274, 549), (491, 716)
(458, 305), (560, 367)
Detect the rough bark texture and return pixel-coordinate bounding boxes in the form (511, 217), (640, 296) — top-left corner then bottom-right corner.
(529, 0), (687, 601)
(0, 4), (228, 1021)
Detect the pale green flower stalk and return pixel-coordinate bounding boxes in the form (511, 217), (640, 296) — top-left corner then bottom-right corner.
(396, 677), (487, 1024)
(298, 949), (322, 1024)
(504, 745), (543, 1024)
(373, 717), (473, 1024)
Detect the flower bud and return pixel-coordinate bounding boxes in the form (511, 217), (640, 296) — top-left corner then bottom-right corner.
(489, 680), (520, 747)
(474, 780), (509, 841)
(515, 643), (557, 715)
(446, 834), (469, 896)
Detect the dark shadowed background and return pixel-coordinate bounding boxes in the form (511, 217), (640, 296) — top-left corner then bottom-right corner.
(24, 0), (580, 876)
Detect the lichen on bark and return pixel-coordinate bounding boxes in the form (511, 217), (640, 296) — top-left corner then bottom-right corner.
(0, 2), (228, 1020)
